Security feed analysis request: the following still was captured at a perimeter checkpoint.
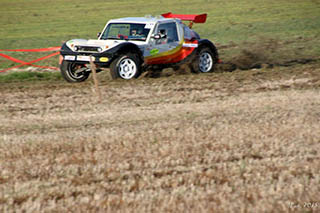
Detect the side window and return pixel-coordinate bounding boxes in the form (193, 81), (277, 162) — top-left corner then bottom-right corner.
(156, 22), (179, 44)
(183, 24), (200, 40)
(184, 25), (192, 40)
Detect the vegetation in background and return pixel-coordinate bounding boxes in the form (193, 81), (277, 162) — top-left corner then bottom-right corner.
(0, 71), (61, 83)
(0, 0), (319, 72)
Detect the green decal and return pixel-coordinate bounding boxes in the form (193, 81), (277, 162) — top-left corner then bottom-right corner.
(150, 49), (159, 55)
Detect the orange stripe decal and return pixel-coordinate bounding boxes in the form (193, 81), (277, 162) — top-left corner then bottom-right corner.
(145, 40), (198, 65)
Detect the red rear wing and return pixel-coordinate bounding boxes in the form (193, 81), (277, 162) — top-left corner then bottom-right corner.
(161, 12), (207, 23)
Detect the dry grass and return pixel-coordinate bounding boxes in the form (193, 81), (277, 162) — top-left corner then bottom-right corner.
(1, 63), (320, 212)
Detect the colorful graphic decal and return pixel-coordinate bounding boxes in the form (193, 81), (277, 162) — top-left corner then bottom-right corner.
(150, 49), (159, 55)
(145, 40), (198, 65)
(182, 43), (198, 48)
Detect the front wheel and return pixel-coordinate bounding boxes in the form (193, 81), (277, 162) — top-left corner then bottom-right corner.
(190, 47), (217, 73)
(110, 54), (141, 80)
(60, 60), (90, 83)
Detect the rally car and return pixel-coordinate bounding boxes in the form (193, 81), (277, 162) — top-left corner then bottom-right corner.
(59, 12), (220, 82)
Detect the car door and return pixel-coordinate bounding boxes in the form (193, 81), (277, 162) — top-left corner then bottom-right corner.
(145, 22), (181, 64)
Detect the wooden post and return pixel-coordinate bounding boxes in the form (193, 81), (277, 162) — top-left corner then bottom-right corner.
(89, 56), (102, 103)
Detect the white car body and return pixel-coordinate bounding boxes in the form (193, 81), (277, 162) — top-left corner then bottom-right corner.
(59, 13), (219, 81)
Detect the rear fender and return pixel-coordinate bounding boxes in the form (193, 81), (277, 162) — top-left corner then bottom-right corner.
(198, 39), (219, 60)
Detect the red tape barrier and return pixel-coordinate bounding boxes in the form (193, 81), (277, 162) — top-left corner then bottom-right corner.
(0, 46), (60, 73)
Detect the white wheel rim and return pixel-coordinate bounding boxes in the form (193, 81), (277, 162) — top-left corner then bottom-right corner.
(118, 58), (137, 79)
(199, 52), (213, 73)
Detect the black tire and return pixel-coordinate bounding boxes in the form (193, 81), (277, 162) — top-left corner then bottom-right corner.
(110, 54), (141, 80)
(60, 60), (90, 83)
(190, 47), (217, 73)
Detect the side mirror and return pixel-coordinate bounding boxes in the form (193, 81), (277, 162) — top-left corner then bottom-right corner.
(152, 34), (161, 39)
(97, 32), (101, 38)
(152, 34), (166, 39)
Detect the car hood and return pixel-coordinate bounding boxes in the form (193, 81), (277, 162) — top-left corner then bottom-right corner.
(66, 39), (144, 52)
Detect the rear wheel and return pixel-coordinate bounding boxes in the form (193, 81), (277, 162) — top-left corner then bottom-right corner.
(190, 47), (217, 73)
(60, 60), (90, 82)
(110, 54), (141, 80)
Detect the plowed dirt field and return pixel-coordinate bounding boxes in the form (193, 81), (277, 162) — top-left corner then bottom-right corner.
(1, 63), (320, 212)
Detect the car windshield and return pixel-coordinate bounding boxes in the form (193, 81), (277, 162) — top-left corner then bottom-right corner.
(101, 23), (150, 41)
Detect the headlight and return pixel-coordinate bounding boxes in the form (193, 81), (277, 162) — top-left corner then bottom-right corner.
(74, 46), (79, 51)
(97, 47), (103, 52)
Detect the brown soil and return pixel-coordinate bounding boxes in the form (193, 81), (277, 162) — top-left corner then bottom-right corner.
(0, 60), (320, 212)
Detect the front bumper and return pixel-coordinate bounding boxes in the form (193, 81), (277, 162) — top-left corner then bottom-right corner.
(62, 54), (111, 64)
(60, 43), (114, 67)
